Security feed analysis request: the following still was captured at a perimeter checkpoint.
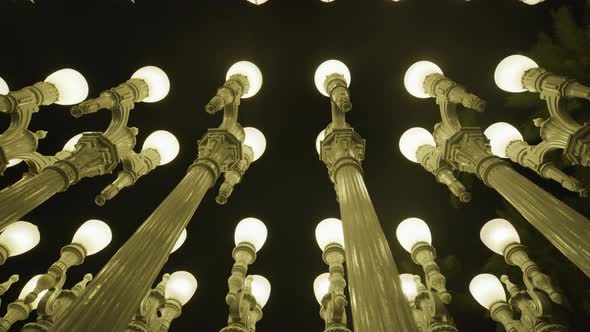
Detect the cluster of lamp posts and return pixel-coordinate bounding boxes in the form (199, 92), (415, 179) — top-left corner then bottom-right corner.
(244, 0), (546, 6)
(0, 52), (588, 332)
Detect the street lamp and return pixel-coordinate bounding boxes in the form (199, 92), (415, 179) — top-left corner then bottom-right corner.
(396, 218), (457, 331)
(0, 221), (40, 264)
(400, 60), (590, 278)
(494, 54), (590, 169)
(0, 275), (19, 303)
(0, 65), (176, 229)
(0, 69), (89, 175)
(53, 61), (267, 332)
(221, 218), (269, 332)
(315, 59), (418, 331)
(314, 218), (351, 332)
(0, 275), (49, 332)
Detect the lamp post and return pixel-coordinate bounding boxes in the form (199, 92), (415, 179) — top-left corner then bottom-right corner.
(396, 218), (457, 331)
(494, 54), (590, 168)
(0, 66), (176, 229)
(314, 59), (419, 331)
(221, 218), (270, 332)
(0, 221), (40, 265)
(0, 275), (19, 302)
(400, 60), (590, 277)
(0, 69), (89, 175)
(0, 275), (49, 332)
(52, 61), (267, 332)
(313, 218), (351, 332)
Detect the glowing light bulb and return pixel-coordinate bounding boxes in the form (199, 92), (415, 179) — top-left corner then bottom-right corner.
(0, 76), (9, 95)
(399, 128), (436, 163)
(521, 0), (544, 4)
(313, 273), (331, 304)
(0, 221), (40, 257)
(399, 274), (419, 302)
(234, 218), (268, 252)
(484, 122), (524, 158)
(243, 127), (267, 161)
(315, 218), (345, 251)
(131, 66), (171, 103)
(314, 60), (351, 97)
(246, 0), (269, 5)
(480, 218), (521, 255)
(18, 275), (48, 310)
(6, 159), (23, 168)
(226, 61), (263, 98)
(72, 219), (112, 255)
(404, 61), (443, 98)
(165, 271), (198, 306)
(470, 274), (507, 309)
(62, 134), (83, 153)
(44, 69), (89, 105)
(170, 229), (187, 254)
(396, 218), (432, 253)
(315, 130), (326, 155)
(249, 275), (271, 307)
(494, 55), (539, 93)
(142, 130), (180, 165)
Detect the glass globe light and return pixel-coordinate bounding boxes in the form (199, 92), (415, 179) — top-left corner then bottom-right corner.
(72, 219), (112, 255)
(315, 218), (345, 251)
(314, 60), (351, 97)
(469, 274), (507, 309)
(521, 0), (543, 4)
(315, 129), (326, 155)
(484, 122), (524, 158)
(399, 274), (419, 302)
(249, 274), (271, 308)
(494, 55), (539, 93)
(246, 0), (269, 5)
(6, 159), (23, 168)
(226, 61), (263, 98)
(62, 134), (83, 153)
(243, 127), (267, 161)
(399, 128), (436, 163)
(0, 76), (8, 95)
(404, 61), (443, 98)
(18, 275), (48, 310)
(165, 271), (198, 306)
(0, 221), (40, 257)
(142, 130), (180, 166)
(321, 0), (336, 2)
(234, 218), (268, 252)
(480, 218), (521, 255)
(131, 66), (171, 103)
(313, 273), (331, 304)
(170, 229), (187, 254)
(44, 69), (89, 106)
(396, 218), (432, 253)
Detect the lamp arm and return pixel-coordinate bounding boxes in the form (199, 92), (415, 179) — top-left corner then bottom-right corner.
(416, 145), (471, 202)
(216, 147), (253, 205)
(0, 275), (18, 296)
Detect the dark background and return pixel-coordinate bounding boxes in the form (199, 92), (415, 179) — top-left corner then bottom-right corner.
(0, 0), (589, 331)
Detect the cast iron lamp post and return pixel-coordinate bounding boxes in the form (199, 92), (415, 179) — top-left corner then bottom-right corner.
(396, 218), (457, 331)
(221, 218), (270, 332)
(400, 60), (590, 277)
(470, 273), (567, 332)
(0, 275), (48, 331)
(314, 59), (419, 332)
(52, 61), (267, 332)
(0, 275), (19, 303)
(0, 66), (176, 229)
(0, 69), (89, 175)
(314, 218), (351, 332)
(495, 54), (590, 168)
(0, 221), (40, 265)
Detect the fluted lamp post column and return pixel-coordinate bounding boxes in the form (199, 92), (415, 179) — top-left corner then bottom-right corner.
(0, 66), (175, 229)
(52, 61), (266, 332)
(0, 221), (40, 265)
(0, 69), (89, 175)
(0, 275), (49, 331)
(314, 59), (418, 332)
(314, 218), (351, 332)
(400, 60), (590, 277)
(396, 218), (457, 331)
(221, 218), (270, 332)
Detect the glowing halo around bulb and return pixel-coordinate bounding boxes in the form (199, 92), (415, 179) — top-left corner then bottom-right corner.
(399, 274), (419, 302)
(226, 61), (263, 98)
(480, 218), (521, 255)
(0, 221), (41, 257)
(234, 218), (268, 252)
(494, 55), (539, 93)
(142, 130), (180, 166)
(313, 273), (331, 304)
(62, 134), (83, 153)
(484, 122), (523, 158)
(165, 271), (198, 306)
(170, 229), (188, 254)
(44, 69), (89, 105)
(315, 218), (345, 251)
(399, 127), (436, 163)
(72, 219), (112, 255)
(404, 61), (443, 98)
(19, 275), (48, 310)
(0, 76), (8, 95)
(249, 275), (271, 308)
(396, 218), (432, 253)
(131, 66), (171, 103)
(469, 274), (507, 309)
(243, 127), (267, 161)
(314, 60), (351, 97)
(315, 130), (326, 155)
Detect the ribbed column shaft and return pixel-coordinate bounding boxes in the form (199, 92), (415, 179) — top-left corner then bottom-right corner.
(50, 165), (216, 332)
(487, 164), (590, 277)
(334, 166), (418, 332)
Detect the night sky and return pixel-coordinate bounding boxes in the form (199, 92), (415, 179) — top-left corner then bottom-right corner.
(0, 0), (589, 331)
